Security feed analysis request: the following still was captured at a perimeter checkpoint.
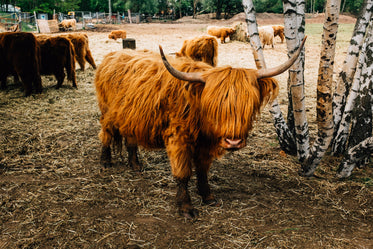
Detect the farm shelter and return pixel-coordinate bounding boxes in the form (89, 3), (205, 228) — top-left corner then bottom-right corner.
(0, 13), (372, 249)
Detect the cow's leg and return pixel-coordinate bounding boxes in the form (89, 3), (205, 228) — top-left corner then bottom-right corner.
(165, 135), (196, 218)
(99, 121), (113, 168)
(194, 146), (218, 206)
(0, 74), (7, 90)
(125, 136), (142, 171)
(19, 74), (33, 96)
(55, 71), (65, 89)
(176, 176), (196, 218)
(33, 74), (43, 94)
(101, 145), (112, 168)
(13, 74), (20, 85)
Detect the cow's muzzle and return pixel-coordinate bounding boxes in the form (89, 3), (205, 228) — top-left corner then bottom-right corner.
(221, 138), (246, 150)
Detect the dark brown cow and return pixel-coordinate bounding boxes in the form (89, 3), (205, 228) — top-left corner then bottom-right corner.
(175, 36), (218, 67)
(60, 33), (96, 71)
(0, 32), (42, 96)
(95, 37), (306, 218)
(36, 35), (76, 88)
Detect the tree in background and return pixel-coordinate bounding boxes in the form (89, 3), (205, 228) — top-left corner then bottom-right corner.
(253, 0), (283, 13)
(6, 0), (365, 17)
(15, 0), (81, 14)
(201, 0), (243, 19)
(122, 0), (158, 14)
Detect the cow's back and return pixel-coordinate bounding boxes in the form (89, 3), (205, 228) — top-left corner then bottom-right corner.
(0, 32), (42, 95)
(1, 32), (38, 71)
(95, 49), (211, 148)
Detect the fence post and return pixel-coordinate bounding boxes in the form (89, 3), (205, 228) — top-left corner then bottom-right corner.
(34, 11), (39, 33)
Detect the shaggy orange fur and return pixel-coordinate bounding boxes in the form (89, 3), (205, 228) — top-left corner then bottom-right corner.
(272, 25), (285, 43)
(207, 26), (236, 43)
(108, 30), (127, 40)
(95, 49), (278, 217)
(175, 36), (218, 67)
(60, 33), (96, 70)
(59, 19), (76, 31)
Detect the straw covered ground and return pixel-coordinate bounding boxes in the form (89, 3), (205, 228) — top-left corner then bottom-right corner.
(0, 13), (372, 248)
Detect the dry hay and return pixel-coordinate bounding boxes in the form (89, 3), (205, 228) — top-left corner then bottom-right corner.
(0, 15), (372, 249)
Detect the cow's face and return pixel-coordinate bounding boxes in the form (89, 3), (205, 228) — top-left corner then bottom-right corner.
(197, 67), (277, 149)
(228, 28), (236, 35)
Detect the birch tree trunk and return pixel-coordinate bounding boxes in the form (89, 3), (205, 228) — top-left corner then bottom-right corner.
(242, 0), (265, 66)
(282, 0), (309, 161)
(243, 0), (300, 154)
(337, 137), (373, 178)
(348, 24), (373, 149)
(331, 0), (373, 154)
(300, 0), (341, 176)
(332, 22), (373, 156)
(337, 23), (373, 177)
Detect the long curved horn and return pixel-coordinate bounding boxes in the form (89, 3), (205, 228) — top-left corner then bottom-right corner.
(256, 36), (307, 79)
(159, 45), (205, 83)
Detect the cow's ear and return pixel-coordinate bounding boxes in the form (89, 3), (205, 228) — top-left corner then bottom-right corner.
(184, 81), (205, 98)
(257, 77), (279, 103)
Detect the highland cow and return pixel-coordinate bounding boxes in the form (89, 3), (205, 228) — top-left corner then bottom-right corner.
(94, 37), (306, 218)
(60, 33), (96, 70)
(258, 26), (275, 49)
(59, 19), (76, 31)
(207, 26), (236, 44)
(272, 25), (285, 43)
(36, 35), (77, 88)
(108, 30), (127, 40)
(175, 36), (218, 67)
(0, 32), (42, 96)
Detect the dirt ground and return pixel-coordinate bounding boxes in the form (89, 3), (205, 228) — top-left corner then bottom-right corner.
(1, 13), (372, 249)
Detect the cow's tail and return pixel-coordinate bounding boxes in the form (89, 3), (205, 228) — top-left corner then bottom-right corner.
(85, 48), (97, 69)
(66, 40), (77, 87)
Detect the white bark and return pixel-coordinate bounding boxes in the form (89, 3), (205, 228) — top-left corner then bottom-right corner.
(332, 22), (373, 155)
(337, 137), (373, 178)
(244, 0), (299, 154)
(242, 0), (266, 67)
(300, 0), (341, 176)
(346, 23), (373, 160)
(283, 0), (309, 161)
(332, 0), (373, 154)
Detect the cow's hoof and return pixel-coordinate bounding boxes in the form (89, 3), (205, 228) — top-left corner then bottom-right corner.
(180, 208), (198, 219)
(203, 198), (221, 207)
(102, 162), (112, 168)
(130, 162), (143, 172)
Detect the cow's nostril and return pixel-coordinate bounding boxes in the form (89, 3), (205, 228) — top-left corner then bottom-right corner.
(225, 138), (242, 146)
